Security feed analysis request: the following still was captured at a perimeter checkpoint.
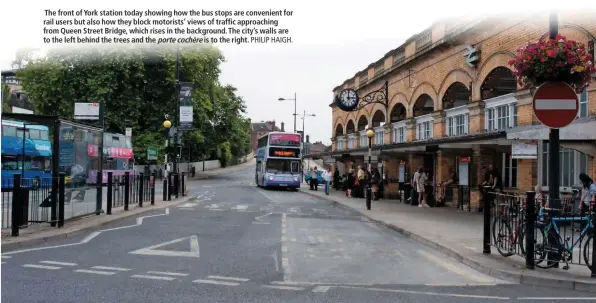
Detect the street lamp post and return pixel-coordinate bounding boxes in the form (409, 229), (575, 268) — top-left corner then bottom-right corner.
(366, 129), (374, 210)
(163, 118), (172, 175)
(300, 111), (316, 183)
(278, 93), (297, 132)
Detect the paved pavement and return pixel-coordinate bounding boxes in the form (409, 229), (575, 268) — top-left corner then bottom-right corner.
(301, 187), (596, 291)
(2, 167), (596, 302)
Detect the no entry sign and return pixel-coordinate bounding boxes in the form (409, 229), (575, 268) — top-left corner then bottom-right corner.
(532, 82), (579, 129)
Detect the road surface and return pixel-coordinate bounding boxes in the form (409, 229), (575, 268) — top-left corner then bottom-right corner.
(2, 167), (594, 302)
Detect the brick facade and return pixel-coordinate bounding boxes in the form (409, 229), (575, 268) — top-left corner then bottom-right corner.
(328, 13), (595, 207)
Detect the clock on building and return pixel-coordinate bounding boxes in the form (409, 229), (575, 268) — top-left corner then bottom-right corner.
(336, 89), (359, 111)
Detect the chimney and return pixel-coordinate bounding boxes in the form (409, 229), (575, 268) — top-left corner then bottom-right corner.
(265, 120), (275, 131)
(306, 135), (310, 143)
(281, 122), (285, 132)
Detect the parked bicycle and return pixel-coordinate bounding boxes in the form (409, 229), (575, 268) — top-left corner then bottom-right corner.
(492, 199), (532, 257)
(533, 207), (594, 270)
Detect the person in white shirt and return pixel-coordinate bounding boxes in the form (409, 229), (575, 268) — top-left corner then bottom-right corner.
(323, 167), (333, 195)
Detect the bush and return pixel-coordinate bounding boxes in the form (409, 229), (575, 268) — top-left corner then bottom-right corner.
(218, 141), (232, 167)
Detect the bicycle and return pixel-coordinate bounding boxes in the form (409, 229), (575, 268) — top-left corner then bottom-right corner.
(492, 200), (531, 257)
(533, 207), (594, 270)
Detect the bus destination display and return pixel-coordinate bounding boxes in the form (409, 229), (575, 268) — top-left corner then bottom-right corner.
(269, 134), (301, 146)
(269, 147), (300, 158)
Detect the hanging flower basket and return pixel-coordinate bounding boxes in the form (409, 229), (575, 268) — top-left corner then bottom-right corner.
(508, 34), (595, 93)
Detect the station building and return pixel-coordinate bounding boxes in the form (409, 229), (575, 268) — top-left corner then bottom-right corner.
(312, 12), (596, 209)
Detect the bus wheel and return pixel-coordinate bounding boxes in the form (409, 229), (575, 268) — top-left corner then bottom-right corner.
(32, 177), (40, 190)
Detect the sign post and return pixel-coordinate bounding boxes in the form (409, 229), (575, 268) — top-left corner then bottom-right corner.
(532, 81), (579, 210)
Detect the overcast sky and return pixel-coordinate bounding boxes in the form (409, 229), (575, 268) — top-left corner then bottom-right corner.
(2, 0), (593, 145)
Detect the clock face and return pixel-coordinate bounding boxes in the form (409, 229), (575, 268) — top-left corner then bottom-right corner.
(336, 89), (359, 112)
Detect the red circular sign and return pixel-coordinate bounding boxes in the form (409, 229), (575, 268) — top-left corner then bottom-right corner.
(532, 82), (579, 129)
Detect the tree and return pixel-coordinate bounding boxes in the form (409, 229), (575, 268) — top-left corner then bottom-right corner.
(16, 45), (252, 165)
(2, 84), (11, 113)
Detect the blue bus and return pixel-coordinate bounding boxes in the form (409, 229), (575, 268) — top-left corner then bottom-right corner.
(1, 120), (53, 188)
(255, 132), (302, 190)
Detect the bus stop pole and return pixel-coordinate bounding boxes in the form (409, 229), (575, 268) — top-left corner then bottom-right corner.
(96, 103), (105, 215)
(51, 120), (60, 226)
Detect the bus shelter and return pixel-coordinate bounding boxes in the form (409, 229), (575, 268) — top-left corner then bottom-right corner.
(1, 113), (104, 227)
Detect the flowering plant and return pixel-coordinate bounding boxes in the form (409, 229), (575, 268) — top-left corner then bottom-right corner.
(508, 34), (595, 93)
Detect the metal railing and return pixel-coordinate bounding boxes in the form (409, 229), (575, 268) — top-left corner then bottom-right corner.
(1, 174), (65, 236)
(106, 172), (157, 214)
(483, 186), (596, 277)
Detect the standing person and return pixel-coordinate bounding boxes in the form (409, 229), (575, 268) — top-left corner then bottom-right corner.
(408, 168), (420, 204)
(333, 167), (341, 190)
(313, 166), (319, 191)
(418, 168), (429, 208)
(308, 168), (314, 190)
(323, 167), (332, 195)
(579, 173), (596, 229)
(357, 165), (366, 198)
(346, 168), (355, 198)
(371, 168), (380, 201)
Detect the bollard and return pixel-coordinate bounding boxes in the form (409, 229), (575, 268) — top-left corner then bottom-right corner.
(139, 173), (144, 207)
(525, 191), (536, 269)
(95, 171), (102, 215)
(181, 172), (186, 197)
(124, 172), (130, 211)
(459, 186), (465, 211)
(11, 175), (22, 237)
(107, 172), (113, 215)
(167, 174), (173, 201)
(174, 173), (180, 199)
(58, 173), (65, 228)
(483, 186), (491, 254)
(51, 172), (58, 226)
(163, 178), (168, 202)
(151, 173), (156, 205)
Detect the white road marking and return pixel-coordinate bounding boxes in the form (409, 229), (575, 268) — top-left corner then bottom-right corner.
(232, 205), (248, 211)
(132, 274), (176, 281)
(312, 286), (331, 293)
(193, 279), (239, 286)
(1, 256), (12, 259)
(337, 238), (343, 243)
(281, 246), (288, 252)
(129, 235), (200, 258)
(316, 236), (325, 243)
(40, 261), (77, 266)
(308, 236), (316, 243)
(281, 236), (287, 242)
(271, 281), (374, 286)
(147, 271), (189, 276)
(3, 209), (170, 255)
(417, 250), (494, 283)
(337, 285), (509, 300)
(262, 285), (304, 291)
(92, 266), (130, 271)
(465, 246), (477, 251)
(74, 269), (115, 275)
(282, 258), (289, 267)
(393, 250), (406, 258)
(425, 283), (497, 286)
(1, 262), (6, 264)
(178, 203), (197, 208)
(23, 264), (61, 270)
(208, 275), (249, 282)
(518, 298), (596, 301)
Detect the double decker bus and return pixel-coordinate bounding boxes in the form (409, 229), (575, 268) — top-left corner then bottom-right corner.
(58, 125), (134, 186)
(1, 120), (52, 188)
(87, 132), (135, 184)
(255, 132), (302, 190)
